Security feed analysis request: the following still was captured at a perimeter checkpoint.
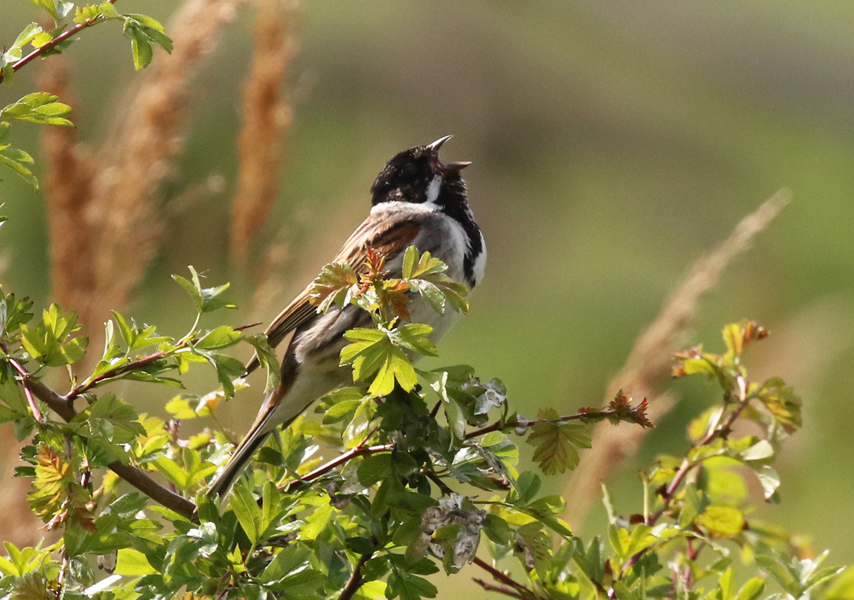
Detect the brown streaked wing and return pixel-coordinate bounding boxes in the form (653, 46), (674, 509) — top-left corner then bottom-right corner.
(244, 216), (422, 375)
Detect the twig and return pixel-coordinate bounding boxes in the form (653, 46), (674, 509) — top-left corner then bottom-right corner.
(649, 377), (751, 523)
(465, 408), (627, 440)
(27, 378), (197, 518)
(283, 444), (394, 492)
(65, 350), (170, 402)
(0, 0), (120, 85)
(9, 359), (45, 424)
(472, 557), (534, 598)
(619, 377), (753, 573)
(473, 579), (526, 600)
(423, 468), (453, 496)
(338, 552), (373, 600)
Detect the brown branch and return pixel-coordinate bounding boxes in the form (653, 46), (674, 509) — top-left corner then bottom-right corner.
(27, 378), (196, 518)
(0, 0), (119, 85)
(465, 408), (628, 440)
(473, 579), (527, 600)
(283, 444), (394, 492)
(472, 557), (535, 599)
(65, 349), (171, 403)
(338, 552), (373, 600)
(423, 468), (454, 496)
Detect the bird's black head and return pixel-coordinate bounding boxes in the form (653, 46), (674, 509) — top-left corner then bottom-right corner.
(370, 135), (471, 206)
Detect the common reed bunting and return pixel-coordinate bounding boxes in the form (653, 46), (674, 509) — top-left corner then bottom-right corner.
(208, 135), (486, 497)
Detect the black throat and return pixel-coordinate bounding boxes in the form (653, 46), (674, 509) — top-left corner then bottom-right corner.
(435, 177), (483, 288)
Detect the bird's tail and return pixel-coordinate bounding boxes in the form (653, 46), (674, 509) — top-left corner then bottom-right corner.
(206, 424), (274, 498)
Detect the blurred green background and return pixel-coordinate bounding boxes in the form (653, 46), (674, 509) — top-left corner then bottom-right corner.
(1, 0), (853, 574)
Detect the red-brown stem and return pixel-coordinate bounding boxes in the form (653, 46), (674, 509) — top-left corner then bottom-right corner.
(423, 468), (453, 496)
(283, 444), (394, 492)
(465, 409), (619, 440)
(648, 376), (751, 525)
(621, 377), (752, 575)
(473, 579), (527, 600)
(65, 349), (170, 402)
(26, 376), (197, 518)
(0, 0), (120, 85)
(10, 358), (45, 423)
(472, 556), (533, 597)
(338, 552), (373, 600)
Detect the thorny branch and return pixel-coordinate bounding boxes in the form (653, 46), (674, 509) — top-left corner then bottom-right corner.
(472, 557), (538, 600)
(283, 444), (395, 493)
(26, 375), (197, 519)
(618, 375), (754, 574)
(0, 0), (120, 85)
(338, 552), (374, 600)
(465, 403), (649, 440)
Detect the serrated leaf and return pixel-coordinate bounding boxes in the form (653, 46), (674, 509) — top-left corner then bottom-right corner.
(526, 411), (591, 475)
(310, 262), (359, 311)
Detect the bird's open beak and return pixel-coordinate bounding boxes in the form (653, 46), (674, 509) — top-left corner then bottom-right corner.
(426, 135), (472, 174)
(426, 135), (454, 152)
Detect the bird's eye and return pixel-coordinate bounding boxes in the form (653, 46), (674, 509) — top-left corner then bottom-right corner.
(402, 164), (418, 176)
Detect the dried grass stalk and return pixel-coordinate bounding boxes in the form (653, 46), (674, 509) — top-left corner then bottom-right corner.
(563, 190), (792, 527)
(82, 0), (245, 332)
(38, 58), (98, 318)
(230, 0), (298, 266)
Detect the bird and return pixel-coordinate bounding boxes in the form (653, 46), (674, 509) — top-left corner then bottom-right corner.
(207, 135), (486, 497)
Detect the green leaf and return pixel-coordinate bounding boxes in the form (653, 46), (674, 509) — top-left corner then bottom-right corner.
(20, 304), (88, 366)
(150, 456), (189, 490)
(695, 505), (745, 538)
(74, 2), (119, 24)
(173, 266), (236, 314)
(195, 325), (242, 350)
(301, 501), (333, 539)
(0, 144), (38, 188)
(260, 544), (311, 584)
(387, 570), (438, 600)
(734, 577), (765, 600)
(341, 327), (419, 395)
(243, 333), (281, 393)
(122, 15), (172, 71)
(25, 0), (74, 22)
(526, 409), (591, 475)
(310, 262), (359, 311)
(402, 246), (469, 315)
(70, 393), (146, 444)
(357, 452), (393, 487)
(392, 323), (437, 357)
(826, 567), (854, 600)
(0, 92), (73, 126)
(114, 548), (156, 576)
(230, 480), (263, 544)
